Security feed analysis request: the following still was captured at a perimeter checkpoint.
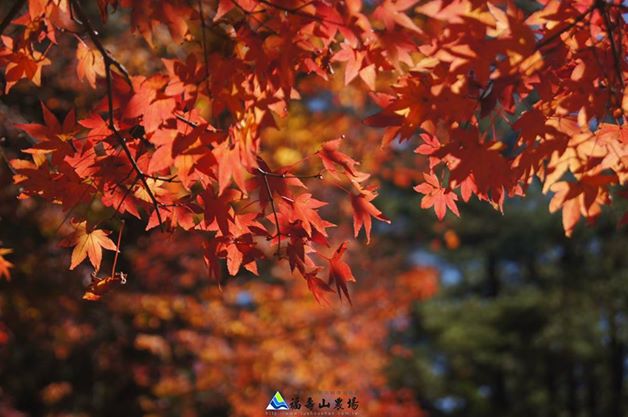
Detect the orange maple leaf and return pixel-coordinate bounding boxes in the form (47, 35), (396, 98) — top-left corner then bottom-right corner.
(0, 248), (13, 280)
(414, 173), (460, 221)
(61, 222), (117, 271)
(350, 186), (391, 243)
(318, 138), (367, 180)
(76, 41), (105, 88)
(303, 268), (334, 305)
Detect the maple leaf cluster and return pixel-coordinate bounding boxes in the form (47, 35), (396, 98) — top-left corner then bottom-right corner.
(0, 0), (626, 297)
(364, 0), (627, 235)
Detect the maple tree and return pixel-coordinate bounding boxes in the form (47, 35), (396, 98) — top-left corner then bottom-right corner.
(0, 0), (626, 305)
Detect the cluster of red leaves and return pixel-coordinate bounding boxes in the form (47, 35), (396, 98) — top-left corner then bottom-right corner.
(363, 0), (627, 234)
(0, 0), (626, 297)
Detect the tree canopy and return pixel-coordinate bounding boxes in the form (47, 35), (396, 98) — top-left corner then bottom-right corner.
(0, 0), (626, 301)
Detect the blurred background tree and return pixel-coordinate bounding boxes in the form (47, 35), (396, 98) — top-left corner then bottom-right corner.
(385, 185), (628, 417)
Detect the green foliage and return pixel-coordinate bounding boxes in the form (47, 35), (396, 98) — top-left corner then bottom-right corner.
(388, 189), (628, 417)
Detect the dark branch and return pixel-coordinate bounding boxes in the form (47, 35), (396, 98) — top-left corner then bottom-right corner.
(70, 0), (164, 231)
(0, 0), (25, 38)
(228, 0), (280, 36)
(256, 167), (323, 180)
(254, 165), (323, 257)
(257, 0), (322, 22)
(598, 1), (625, 90)
(175, 113), (201, 128)
(112, 174), (139, 216)
(258, 168), (282, 257)
(145, 174), (180, 183)
(197, 0), (212, 98)
(535, 4), (595, 51)
(111, 219), (125, 277)
(174, 113), (220, 133)
(69, 0), (132, 87)
(0, 138), (16, 175)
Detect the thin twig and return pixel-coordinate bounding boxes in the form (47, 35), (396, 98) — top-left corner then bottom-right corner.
(598, 1), (625, 90)
(70, 0), (164, 231)
(175, 113), (201, 128)
(174, 113), (220, 132)
(145, 174), (180, 183)
(111, 174), (139, 217)
(256, 167), (323, 179)
(0, 0), (25, 38)
(52, 186), (93, 235)
(111, 219), (125, 277)
(258, 168), (281, 257)
(257, 0), (323, 22)
(105, 66), (165, 230)
(197, 0), (212, 99)
(228, 0), (280, 35)
(70, 0), (132, 87)
(535, 4), (595, 51)
(0, 139), (16, 175)
(255, 165), (323, 256)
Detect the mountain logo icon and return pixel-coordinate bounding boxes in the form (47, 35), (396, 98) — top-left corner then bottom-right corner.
(266, 391), (290, 410)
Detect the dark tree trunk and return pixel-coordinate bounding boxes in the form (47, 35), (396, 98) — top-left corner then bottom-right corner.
(546, 354), (559, 417)
(566, 359), (578, 417)
(486, 253), (508, 411)
(486, 252), (500, 298)
(585, 361), (597, 417)
(609, 310), (624, 417)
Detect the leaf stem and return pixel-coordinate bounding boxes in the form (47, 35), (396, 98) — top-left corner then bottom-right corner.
(258, 168), (282, 257)
(111, 220), (124, 277)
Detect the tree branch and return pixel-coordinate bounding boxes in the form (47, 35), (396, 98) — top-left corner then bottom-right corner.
(258, 168), (282, 257)
(256, 167), (323, 180)
(257, 0), (322, 22)
(174, 113), (223, 135)
(70, 0), (164, 231)
(111, 219), (125, 277)
(535, 4), (595, 51)
(255, 164), (325, 257)
(197, 0), (211, 98)
(598, 1), (625, 90)
(228, 0), (279, 36)
(175, 113), (212, 130)
(0, 141), (17, 177)
(145, 174), (180, 183)
(69, 0), (132, 87)
(0, 0), (25, 38)
(113, 175), (139, 216)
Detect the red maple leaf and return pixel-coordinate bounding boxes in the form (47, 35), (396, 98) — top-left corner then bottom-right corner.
(322, 242), (356, 304)
(303, 268), (334, 305)
(317, 138), (366, 180)
(414, 173), (460, 221)
(350, 186), (391, 243)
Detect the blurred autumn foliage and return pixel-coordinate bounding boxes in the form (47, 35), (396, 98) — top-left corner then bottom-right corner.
(0, 166), (435, 416)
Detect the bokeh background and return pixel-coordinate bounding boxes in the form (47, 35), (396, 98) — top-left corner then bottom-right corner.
(1, 3), (627, 417)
